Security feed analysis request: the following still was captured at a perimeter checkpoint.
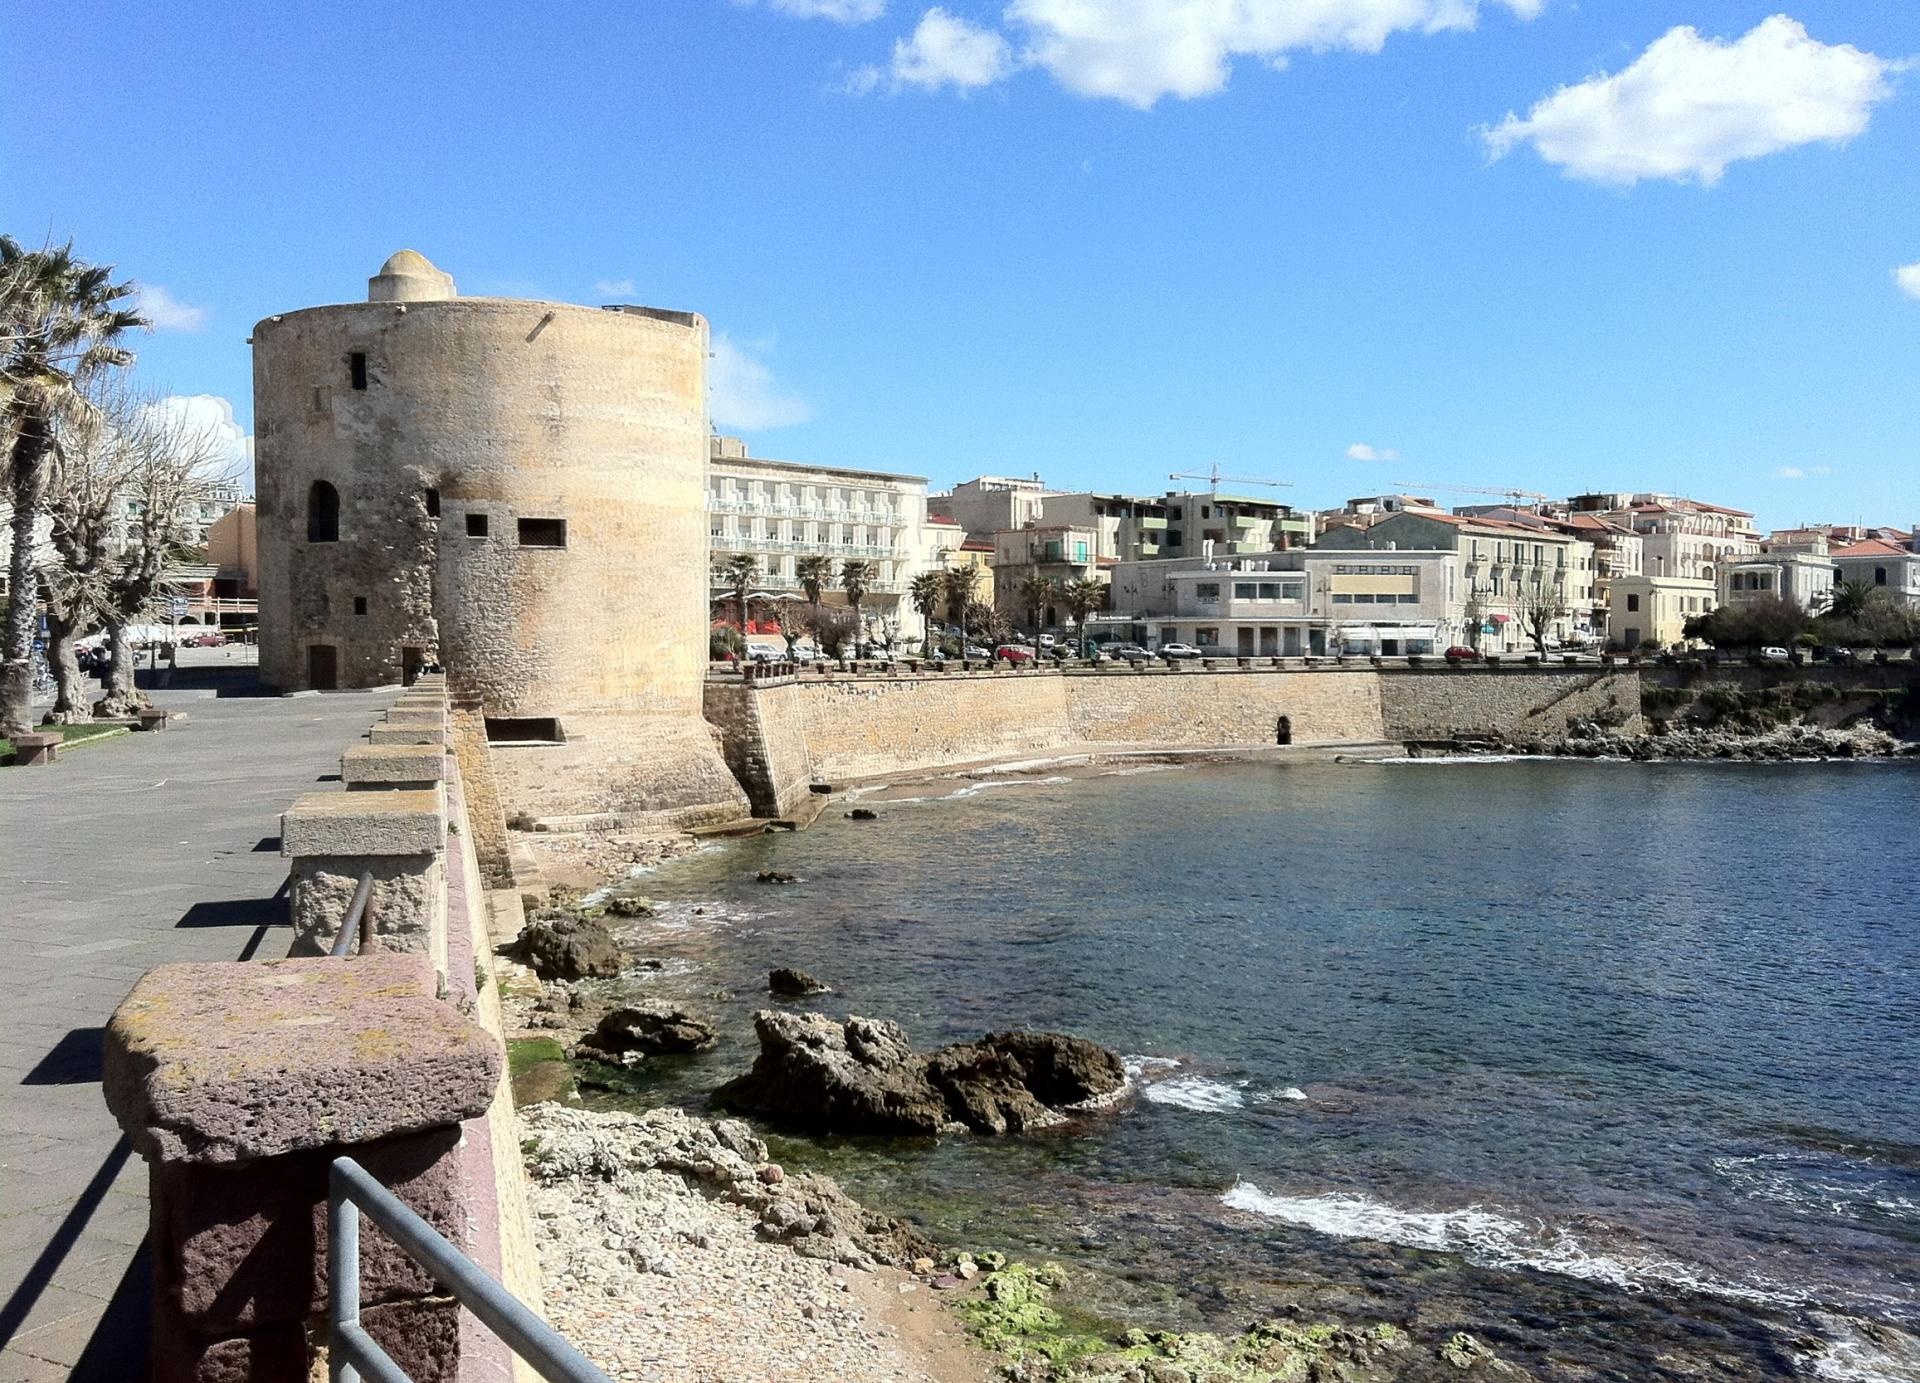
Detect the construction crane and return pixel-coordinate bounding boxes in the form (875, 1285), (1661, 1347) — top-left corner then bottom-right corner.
(1169, 463), (1292, 494)
(1394, 480), (1549, 508)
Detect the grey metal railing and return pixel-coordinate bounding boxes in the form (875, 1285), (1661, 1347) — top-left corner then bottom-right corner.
(328, 1157), (613, 1383)
(328, 871), (376, 958)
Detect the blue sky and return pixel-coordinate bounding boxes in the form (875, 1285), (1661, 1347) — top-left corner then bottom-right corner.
(4, 1), (1915, 530)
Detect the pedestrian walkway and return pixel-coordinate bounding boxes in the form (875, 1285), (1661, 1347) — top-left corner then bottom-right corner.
(0, 690), (396, 1381)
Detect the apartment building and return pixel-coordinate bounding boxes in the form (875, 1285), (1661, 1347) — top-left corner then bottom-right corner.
(707, 436), (937, 639)
(929, 476), (1049, 543)
(991, 524), (1102, 628)
(1833, 534), (1920, 607)
(1040, 489), (1311, 562)
(1313, 509), (1592, 652)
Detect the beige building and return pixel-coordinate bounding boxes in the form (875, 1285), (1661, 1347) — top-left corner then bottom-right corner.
(929, 475), (1048, 543)
(1313, 509), (1592, 652)
(991, 524), (1102, 629)
(1609, 574), (1717, 651)
(707, 436), (936, 640)
(1040, 489), (1311, 563)
(1833, 535), (1920, 607)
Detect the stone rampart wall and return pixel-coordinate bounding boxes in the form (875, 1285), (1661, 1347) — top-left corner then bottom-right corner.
(1062, 668), (1385, 746)
(1377, 667), (1644, 742)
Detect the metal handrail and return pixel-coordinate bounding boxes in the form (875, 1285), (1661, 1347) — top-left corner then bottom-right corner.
(328, 872), (375, 958)
(328, 1157), (612, 1383)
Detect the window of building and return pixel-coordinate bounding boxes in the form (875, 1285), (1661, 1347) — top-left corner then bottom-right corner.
(1627, 593), (1640, 612)
(1166, 530), (1182, 547)
(424, 487), (440, 518)
(353, 596), (368, 616)
(1876, 566), (1888, 585)
(517, 517), (567, 548)
(1196, 627), (1219, 645)
(349, 353), (368, 390)
(1235, 583), (1257, 599)
(466, 512), (489, 538)
(1397, 593), (1419, 604)
(1281, 582), (1304, 601)
(1332, 593), (1354, 604)
(1195, 583), (1221, 600)
(306, 481), (340, 543)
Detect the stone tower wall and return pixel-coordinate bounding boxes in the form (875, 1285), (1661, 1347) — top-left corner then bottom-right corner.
(253, 296), (711, 726)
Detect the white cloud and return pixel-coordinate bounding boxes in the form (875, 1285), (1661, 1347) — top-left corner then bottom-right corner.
(1775, 465), (1832, 481)
(710, 333), (815, 431)
(890, 8), (1013, 92)
(1895, 262), (1920, 299)
(136, 285), (208, 333)
(142, 394), (255, 493)
(1482, 16), (1898, 186)
(1346, 442), (1400, 461)
(1005, 0), (1541, 109)
(766, 0), (886, 20)
(594, 278), (637, 298)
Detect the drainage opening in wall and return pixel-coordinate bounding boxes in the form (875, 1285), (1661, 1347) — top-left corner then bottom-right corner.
(484, 717), (565, 745)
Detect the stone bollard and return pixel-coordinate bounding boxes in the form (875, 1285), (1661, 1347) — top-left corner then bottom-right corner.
(342, 742), (447, 792)
(370, 704), (447, 746)
(103, 953), (500, 1383)
(282, 789), (447, 965)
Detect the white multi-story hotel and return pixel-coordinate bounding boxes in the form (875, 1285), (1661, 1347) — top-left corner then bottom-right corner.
(706, 436), (939, 640)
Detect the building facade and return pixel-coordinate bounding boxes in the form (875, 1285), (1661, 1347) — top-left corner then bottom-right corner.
(1833, 536), (1920, 606)
(1609, 574), (1718, 651)
(1040, 489), (1310, 563)
(706, 436), (935, 641)
(991, 524), (1101, 629)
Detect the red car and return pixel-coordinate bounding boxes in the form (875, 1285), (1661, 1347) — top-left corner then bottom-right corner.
(186, 631), (227, 647)
(1443, 645), (1482, 661)
(993, 645), (1035, 663)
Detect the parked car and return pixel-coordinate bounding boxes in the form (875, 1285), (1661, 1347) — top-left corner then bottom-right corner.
(1159, 643), (1203, 660)
(1037, 634), (1058, 648)
(183, 631), (226, 647)
(1444, 646), (1482, 661)
(1758, 646), (1792, 663)
(1813, 646), (1857, 665)
(964, 645), (992, 660)
(1106, 643), (1150, 660)
(994, 645), (1035, 663)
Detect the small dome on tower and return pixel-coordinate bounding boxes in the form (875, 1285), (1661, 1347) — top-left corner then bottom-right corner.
(368, 249), (456, 303)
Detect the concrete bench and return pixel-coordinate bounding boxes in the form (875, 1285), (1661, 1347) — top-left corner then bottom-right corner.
(13, 731), (61, 765)
(136, 707), (171, 731)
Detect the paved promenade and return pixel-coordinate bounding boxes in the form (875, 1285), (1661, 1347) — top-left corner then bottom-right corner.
(0, 690), (395, 1381)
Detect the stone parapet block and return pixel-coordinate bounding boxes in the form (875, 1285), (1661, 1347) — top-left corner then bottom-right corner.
(103, 953), (499, 1164)
(343, 742), (448, 788)
(150, 1310), (306, 1383)
(288, 852), (447, 960)
(282, 788), (446, 856)
(154, 1124), (464, 1331)
(370, 723), (443, 745)
(385, 706), (447, 728)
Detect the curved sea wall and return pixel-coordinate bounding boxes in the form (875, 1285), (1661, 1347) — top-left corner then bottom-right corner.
(706, 665), (1643, 816)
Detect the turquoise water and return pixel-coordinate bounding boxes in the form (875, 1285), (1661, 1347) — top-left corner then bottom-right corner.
(587, 759), (1920, 1379)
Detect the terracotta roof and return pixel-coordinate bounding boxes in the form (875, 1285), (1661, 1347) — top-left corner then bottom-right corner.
(1833, 538), (1912, 559)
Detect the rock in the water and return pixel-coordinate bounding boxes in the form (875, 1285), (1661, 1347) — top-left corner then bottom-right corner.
(603, 895), (654, 918)
(578, 1005), (716, 1058)
(713, 1011), (950, 1135)
(845, 808), (879, 821)
(769, 967), (831, 997)
(756, 869), (799, 884)
(513, 917), (622, 981)
(716, 1013), (1128, 1138)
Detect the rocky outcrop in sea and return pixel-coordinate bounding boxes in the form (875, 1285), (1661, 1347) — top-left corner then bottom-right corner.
(1555, 720), (1908, 761)
(713, 1011), (1128, 1137)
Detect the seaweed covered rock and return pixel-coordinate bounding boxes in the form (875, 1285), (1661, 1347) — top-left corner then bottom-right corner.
(768, 967), (831, 997)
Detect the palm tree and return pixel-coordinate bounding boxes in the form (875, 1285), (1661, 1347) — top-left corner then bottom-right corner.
(942, 566), (978, 651)
(714, 553), (758, 640)
(795, 554), (833, 643)
(840, 559), (875, 658)
(1063, 578), (1106, 658)
(908, 570), (944, 656)
(1828, 579), (1877, 622)
(1, 238), (144, 736)
(1017, 573), (1057, 639)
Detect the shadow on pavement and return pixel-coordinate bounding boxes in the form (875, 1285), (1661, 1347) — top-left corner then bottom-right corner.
(21, 1029), (106, 1086)
(0, 1138), (134, 1353)
(67, 1237), (149, 1382)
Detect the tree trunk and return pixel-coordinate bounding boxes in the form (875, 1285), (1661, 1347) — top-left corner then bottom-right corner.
(1, 415), (52, 739)
(98, 616), (144, 718)
(43, 606), (91, 724)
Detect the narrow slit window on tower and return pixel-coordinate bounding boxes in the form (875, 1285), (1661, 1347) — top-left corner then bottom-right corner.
(516, 517), (567, 548)
(466, 512), (489, 538)
(424, 487), (440, 518)
(353, 596), (368, 616)
(306, 480), (340, 543)
(349, 353), (368, 390)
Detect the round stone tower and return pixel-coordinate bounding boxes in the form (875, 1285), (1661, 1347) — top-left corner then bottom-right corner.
(254, 253), (744, 820)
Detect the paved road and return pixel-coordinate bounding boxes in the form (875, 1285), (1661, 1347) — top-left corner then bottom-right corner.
(0, 689), (395, 1381)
